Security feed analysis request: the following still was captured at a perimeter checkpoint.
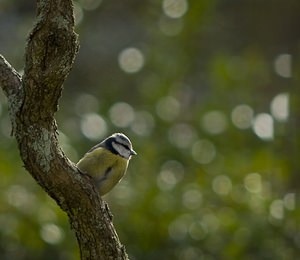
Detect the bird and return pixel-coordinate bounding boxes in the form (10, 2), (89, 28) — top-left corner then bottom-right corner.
(77, 133), (137, 196)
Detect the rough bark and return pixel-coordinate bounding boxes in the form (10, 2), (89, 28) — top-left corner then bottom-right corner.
(0, 0), (128, 259)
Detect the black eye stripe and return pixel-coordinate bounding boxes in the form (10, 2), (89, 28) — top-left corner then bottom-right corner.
(115, 141), (130, 150)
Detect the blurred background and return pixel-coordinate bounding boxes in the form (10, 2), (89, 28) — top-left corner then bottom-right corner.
(0, 0), (300, 259)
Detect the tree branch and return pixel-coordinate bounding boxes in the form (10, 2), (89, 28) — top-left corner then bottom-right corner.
(0, 0), (128, 259)
(0, 55), (22, 95)
(0, 55), (23, 136)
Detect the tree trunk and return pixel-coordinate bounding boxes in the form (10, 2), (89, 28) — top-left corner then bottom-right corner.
(0, 0), (128, 259)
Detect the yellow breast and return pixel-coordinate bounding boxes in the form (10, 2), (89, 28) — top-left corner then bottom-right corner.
(77, 147), (129, 195)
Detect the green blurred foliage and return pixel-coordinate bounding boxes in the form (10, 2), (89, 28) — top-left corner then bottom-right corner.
(0, 0), (300, 259)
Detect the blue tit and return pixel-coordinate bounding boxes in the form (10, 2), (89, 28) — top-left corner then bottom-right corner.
(77, 133), (137, 196)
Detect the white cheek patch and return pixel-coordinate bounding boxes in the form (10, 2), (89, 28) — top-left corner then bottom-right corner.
(112, 141), (131, 159)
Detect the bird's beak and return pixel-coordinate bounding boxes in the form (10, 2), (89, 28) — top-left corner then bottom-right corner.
(130, 149), (137, 156)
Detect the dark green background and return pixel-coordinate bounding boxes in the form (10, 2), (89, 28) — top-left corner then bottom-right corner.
(0, 0), (299, 259)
